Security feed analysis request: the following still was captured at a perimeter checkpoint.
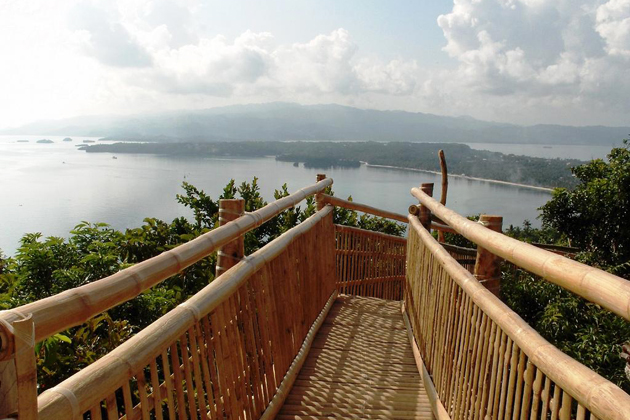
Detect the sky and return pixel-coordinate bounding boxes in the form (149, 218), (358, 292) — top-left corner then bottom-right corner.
(0, 0), (629, 128)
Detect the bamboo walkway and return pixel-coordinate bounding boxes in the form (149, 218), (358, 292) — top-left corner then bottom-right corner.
(278, 295), (432, 419)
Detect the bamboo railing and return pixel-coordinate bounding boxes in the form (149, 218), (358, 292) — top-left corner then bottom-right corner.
(37, 206), (337, 419)
(405, 215), (630, 420)
(0, 178), (334, 352)
(411, 186), (630, 321)
(334, 224), (407, 300)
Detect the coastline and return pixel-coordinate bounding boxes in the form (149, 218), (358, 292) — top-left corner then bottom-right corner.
(361, 162), (555, 192)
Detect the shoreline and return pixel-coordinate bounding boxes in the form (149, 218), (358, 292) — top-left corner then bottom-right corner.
(361, 162), (554, 192)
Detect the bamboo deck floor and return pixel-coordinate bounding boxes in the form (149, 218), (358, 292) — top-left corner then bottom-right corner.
(277, 295), (432, 419)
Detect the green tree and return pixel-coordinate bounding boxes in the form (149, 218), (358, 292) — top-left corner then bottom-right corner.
(540, 139), (630, 278)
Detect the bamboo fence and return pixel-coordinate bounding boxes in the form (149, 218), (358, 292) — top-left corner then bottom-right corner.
(411, 186), (630, 321)
(405, 215), (630, 420)
(334, 224), (407, 300)
(0, 178), (333, 351)
(37, 206), (336, 420)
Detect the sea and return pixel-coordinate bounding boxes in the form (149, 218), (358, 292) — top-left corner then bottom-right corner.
(2, 135), (610, 256)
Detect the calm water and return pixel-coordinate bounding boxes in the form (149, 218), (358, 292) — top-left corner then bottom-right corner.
(464, 142), (617, 160)
(1, 136), (554, 255)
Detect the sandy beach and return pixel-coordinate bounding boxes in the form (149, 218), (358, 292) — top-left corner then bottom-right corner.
(362, 162), (555, 192)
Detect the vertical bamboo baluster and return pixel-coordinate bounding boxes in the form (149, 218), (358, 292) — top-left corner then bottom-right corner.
(237, 289), (257, 420)
(225, 296), (249, 419)
(490, 332), (508, 419)
(201, 317), (223, 418)
(446, 290), (469, 412)
(187, 326), (207, 417)
(473, 215), (503, 297)
(161, 350), (178, 420)
(456, 304), (479, 418)
(241, 283), (264, 415)
(122, 381), (135, 420)
(512, 350), (527, 420)
(519, 361), (535, 420)
(558, 392), (572, 420)
(505, 346), (521, 420)
(262, 265), (283, 388)
(149, 360), (164, 420)
(477, 321), (498, 420)
(464, 305), (487, 418)
(209, 309), (234, 418)
(105, 393), (118, 420)
(436, 274), (456, 395)
(529, 368), (543, 420)
(192, 322), (216, 419)
(136, 370), (151, 420)
(465, 308), (485, 418)
(168, 342), (187, 420)
(252, 274), (275, 398)
(576, 404), (586, 420)
(514, 360), (536, 420)
(179, 332), (199, 419)
(216, 199), (245, 277)
(498, 339), (516, 420)
(550, 384), (561, 420)
(90, 404), (103, 420)
(540, 376), (552, 419)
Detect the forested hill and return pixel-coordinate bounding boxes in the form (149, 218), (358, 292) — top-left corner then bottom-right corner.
(3, 102), (628, 146)
(82, 141), (581, 189)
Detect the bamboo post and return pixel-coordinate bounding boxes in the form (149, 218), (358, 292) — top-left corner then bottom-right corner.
(316, 174), (326, 211)
(216, 199), (245, 277)
(0, 322), (17, 418)
(438, 150), (448, 243)
(419, 183), (434, 231)
(474, 214), (503, 296)
(0, 315), (36, 419)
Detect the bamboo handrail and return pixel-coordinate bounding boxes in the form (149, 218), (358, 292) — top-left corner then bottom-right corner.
(322, 194), (408, 223)
(37, 206), (335, 418)
(0, 178), (333, 351)
(407, 215), (630, 420)
(411, 186), (630, 321)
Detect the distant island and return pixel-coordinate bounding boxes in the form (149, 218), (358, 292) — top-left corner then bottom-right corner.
(82, 140), (96, 143)
(36, 139), (54, 144)
(2, 102), (628, 146)
(63, 137), (72, 142)
(16, 140), (29, 143)
(80, 141), (582, 189)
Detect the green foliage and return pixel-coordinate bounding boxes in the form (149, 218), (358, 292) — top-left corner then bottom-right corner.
(540, 140), (630, 277)
(500, 140), (630, 391)
(0, 177), (404, 391)
(502, 265), (630, 392)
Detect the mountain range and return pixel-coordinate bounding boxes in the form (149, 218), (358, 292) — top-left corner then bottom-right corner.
(2, 102), (628, 145)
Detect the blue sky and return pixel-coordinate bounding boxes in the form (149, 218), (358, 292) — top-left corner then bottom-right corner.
(0, 0), (629, 128)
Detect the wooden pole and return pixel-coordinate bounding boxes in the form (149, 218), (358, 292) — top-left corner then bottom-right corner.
(474, 214), (503, 297)
(419, 183), (434, 231)
(438, 150), (448, 243)
(216, 199), (245, 277)
(0, 321), (17, 418)
(0, 315), (36, 419)
(316, 174), (326, 211)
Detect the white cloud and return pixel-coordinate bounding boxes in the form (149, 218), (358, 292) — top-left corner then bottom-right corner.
(596, 0), (630, 57)
(1, 0), (629, 128)
(429, 0), (630, 124)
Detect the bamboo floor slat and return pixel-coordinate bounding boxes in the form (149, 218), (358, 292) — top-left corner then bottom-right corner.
(278, 295), (432, 419)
